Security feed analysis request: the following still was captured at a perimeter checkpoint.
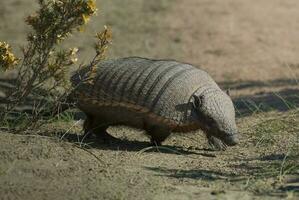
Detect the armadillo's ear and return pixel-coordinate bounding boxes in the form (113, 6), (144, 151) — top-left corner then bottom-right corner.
(192, 94), (202, 108)
(226, 89), (231, 96)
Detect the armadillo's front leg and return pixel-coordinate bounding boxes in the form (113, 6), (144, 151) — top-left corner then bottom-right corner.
(206, 135), (227, 151)
(147, 125), (171, 146)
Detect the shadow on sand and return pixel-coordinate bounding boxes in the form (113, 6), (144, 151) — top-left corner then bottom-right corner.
(144, 152), (299, 191)
(39, 130), (217, 157)
(220, 79), (299, 117)
(144, 166), (238, 181)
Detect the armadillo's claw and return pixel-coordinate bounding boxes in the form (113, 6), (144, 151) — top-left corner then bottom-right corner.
(207, 135), (227, 151)
(150, 139), (162, 147)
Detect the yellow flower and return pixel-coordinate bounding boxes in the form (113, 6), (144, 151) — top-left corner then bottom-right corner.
(86, 0), (97, 13)
(69, 47), (79, 56)
(81, 14), (90, 24)
(104, 25), (112, 41)
(96, 26), (112, 42)
(0, 42), (18, 71)
(77, 26), (86, 32)
(70, 57), (78, 64)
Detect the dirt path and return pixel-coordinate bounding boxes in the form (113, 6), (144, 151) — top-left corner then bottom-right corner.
(167, 0), (299, 82)
(1, 116), (298, 200)
(0, 0), (298, 200)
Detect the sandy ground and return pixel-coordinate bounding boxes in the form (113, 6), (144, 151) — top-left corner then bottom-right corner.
(0, 0), (298, 199)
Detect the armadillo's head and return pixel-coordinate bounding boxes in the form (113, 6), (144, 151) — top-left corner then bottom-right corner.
(192, 89), (239, 146)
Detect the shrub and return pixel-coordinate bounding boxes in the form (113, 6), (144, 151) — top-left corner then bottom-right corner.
(0, 0), (112, 131)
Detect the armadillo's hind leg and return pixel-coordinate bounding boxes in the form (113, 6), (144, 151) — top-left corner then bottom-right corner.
(147, 125), (171, 146)
(82, 115), (116, 143)
(206, 135), (227, 151)
(93, 125), (117, 142)
(89, 117), (117, 143)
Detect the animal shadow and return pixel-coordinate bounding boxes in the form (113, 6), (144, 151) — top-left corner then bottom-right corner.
(54, 131), (216, 157)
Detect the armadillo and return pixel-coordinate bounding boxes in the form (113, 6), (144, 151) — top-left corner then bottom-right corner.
(70, 57), (239, 149)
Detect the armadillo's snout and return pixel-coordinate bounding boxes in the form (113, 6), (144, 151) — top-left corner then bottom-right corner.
(223, 134), (239, 146)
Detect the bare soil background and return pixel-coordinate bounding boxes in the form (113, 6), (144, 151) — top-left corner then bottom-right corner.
(0, 0), (298, 199)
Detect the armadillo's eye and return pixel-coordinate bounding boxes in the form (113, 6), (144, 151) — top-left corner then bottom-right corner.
(211, 121), (218, 129)
(205, 116), (217, 128)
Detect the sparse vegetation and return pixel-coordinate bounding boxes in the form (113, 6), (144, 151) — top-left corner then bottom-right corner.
(0, 0), (111, 131)
(249, 111), (299, 147)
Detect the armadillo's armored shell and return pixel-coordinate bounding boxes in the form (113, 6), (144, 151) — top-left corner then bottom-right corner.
(71, 57), (221, 129)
